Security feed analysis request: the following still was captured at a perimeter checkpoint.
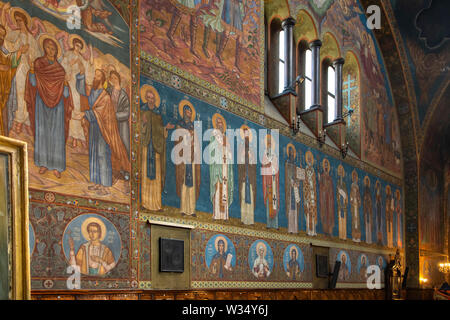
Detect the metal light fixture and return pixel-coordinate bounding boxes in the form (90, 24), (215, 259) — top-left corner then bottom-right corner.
(438, 261), (450, 273)
(342, 108), (354, 119)
(317, 128), (326, 147)
(292, 115), (301, 135)
(340, 141), (349, 159)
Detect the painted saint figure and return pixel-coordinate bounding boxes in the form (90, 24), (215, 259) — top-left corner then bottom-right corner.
(68, 219), (116, 276)
(359, 255), (368, 279)
(210, 113), (234, 220)
(2, 5), (41, 136)
(285, 144), (300, 234)
(385, 185), (394, 248)
(209, 237), (233, 279)
(0, 24), (27, 135)
(76, 66), (130, 195)
(303, 151), (318, 236)
(337, 165), (348, 240)
(286, 246), (301, 280)
(140, 85), (174, 211)
(107, 70), (130, 156)
(262, 134), (279, 229)
(375, 181), (383, 245)
(395, 190), (402, 248)
(350, 170), (361, 242)
(25, 36), (74, 179)
(237, 125), (256, 225)
(363, 176), (373, 244)
(319, 158), (334, 236)
(252, 242), (270, 279)
(61, 34), (93, 150)
(175, 100), (201, 216)
(338, 252), (350, 281)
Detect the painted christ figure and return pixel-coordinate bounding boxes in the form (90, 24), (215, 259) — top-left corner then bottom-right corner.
(237, 125), (256, 225)
(337, 165), (348, 240)
(350, 170), (362, 242)
(76, 67), (130, 196)
(175, 102), (201, 217)
(140, 85), (173, 211)
(285, 144), (300, 234)
(209, 113), (233, 220)
(262, 134), (279, 229)
(375, 181), (383, 245)
(303, 151), (317, 236)
(319, 158), (334, 236)
(363, 176), (373, 244)
(25, 37), (74, 179)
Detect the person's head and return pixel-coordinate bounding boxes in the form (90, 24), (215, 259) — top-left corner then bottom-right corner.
(217, 240), (225, 254)
(87, 222), (102, 242)
(288, 147), (294, 162)
(215, 117), (224, 133)
(109, 70), (121, 88)
(0, 25), (6, 46)
(257, 245), (265, 258)
(323, 159), (329, 173)
(183, 105), (192, 122)
(93, 69), (106, 89)
(72, 38), (84, 53)
(145, 89), (156, 108)
(43, 38), (58, 60)
(14, 11), (29, 31)
(290, 248), (297, 260)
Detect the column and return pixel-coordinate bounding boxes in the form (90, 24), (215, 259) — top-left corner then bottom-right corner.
(309, 39), (322, 108)
(282, 17), (296, 94)
(333, 58), (345, 121)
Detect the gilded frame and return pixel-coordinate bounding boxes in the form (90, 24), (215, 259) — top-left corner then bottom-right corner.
(0, 135), (30, 300)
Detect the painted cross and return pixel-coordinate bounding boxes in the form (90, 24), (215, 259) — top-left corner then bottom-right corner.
(343, 74), (358, 122)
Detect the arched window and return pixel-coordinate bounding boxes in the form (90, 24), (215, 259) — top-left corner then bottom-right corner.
(327, 65), (336, 123)
(279, 28), (286, 93)
(267, 18), (283, 98)
(304, 48), (312, 109)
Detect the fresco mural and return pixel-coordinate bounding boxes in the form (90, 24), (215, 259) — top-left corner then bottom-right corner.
(336, 250), (351, 281)
(356, 253), (368, 280)
(139, 75), (403, 247)
(140, 0), (263, 109)
(1, 0), (131, 203)
(283, 244), (304, 280)
(248, 240), (273, 279)
(284, 0), (402, 175)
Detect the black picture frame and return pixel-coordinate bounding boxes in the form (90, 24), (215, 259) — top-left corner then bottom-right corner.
(316, 254), (329, 278)
(159, 238), (184, 273)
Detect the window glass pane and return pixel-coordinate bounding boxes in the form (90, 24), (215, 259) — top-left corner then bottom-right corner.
(328, 96), (335, 123)
(328, 66), (335, 95)
(279, 61), (285, 93)
(305, 49), (312, 78)
(279, 30), (285, 61)
(305, 79), (312, 109)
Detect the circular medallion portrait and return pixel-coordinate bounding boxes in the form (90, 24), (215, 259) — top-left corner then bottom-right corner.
(283, 244), (304, 280)
(248, 240), (274, 279)
(62, 214), (121, 276)
(337, 250), (351, 281)
(377, 256), (386, 270)
(205, 234), (236, 279)
(357, 254), (369, 279)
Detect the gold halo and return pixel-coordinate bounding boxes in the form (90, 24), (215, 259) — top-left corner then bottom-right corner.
(352, 170), (358, 182)
(360, 255), (367, 264)
(214, 236), (228, 252)
(68, 34), (87, 54)
(81, 217), (107, 242)
(375, 180), (381, 188)
(305, 151), (314, 165)
(286, 143), (296, 159)
(363, 176), (370, 186)
(11, 7), (32, 29)
(140, 84), (160, 106)
(212, 113), (226, 130)
(385, 185), (391, 194)
(256, 241), (267, 257)
(39, 34), (62, 59)
(178, 99), (196, 122)
(239, 124), (253, 142)
(322, 158), (330, 173)
(395, 189), (401, 198)
(289, 245), (299, 258)
(337, 164), (345, 177)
